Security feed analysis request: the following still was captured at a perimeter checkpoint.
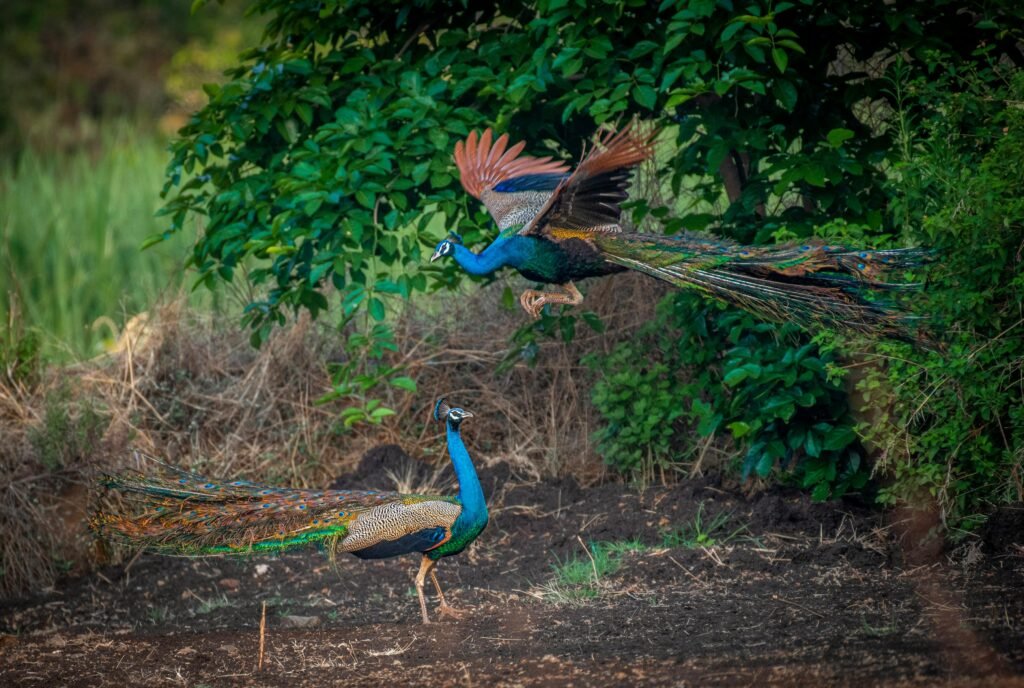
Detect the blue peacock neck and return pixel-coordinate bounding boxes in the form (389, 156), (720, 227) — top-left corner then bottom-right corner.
(451, 237), (532, 276)
(447, 420), (486, 523)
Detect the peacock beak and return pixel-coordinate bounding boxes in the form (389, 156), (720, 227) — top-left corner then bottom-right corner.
(430, 248), (443, 262)
(461, 410), (475, 418)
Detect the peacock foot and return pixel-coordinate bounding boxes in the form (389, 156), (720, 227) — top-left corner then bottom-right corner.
(438, 602), (468, 620)
(519, 289), (547, 319)
(518, 282), (584, 319)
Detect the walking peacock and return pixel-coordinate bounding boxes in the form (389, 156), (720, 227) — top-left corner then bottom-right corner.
(431, 122), (930, 339)
(91, 399), (487, 624)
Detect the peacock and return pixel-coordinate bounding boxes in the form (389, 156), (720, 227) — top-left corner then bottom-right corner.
(91, 399), (487, 624)
(430, 122), (931, 339)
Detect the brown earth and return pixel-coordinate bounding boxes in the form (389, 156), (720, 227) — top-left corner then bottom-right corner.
(2, 448), (1023, 687)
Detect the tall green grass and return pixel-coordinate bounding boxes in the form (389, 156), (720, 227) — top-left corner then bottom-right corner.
(0, 124), (205, 358)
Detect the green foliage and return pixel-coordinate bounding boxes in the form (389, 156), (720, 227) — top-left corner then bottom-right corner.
(499, 307), (606, 373)
(0, 125), (209, 359)
(162, 0), (1022, 336)
(146, 605), (173, 626)
(661, 502), (747, 548)
(28, 390), (108, 472)
(854, 70), (1024, 529)
(588, 292), (869, 499)
(315, 322), (416, 429)
(585, 346), (684, 477)
(542, 539), (645, 603)
(192, 592), (236, 615)
(0, 323), (42, 386)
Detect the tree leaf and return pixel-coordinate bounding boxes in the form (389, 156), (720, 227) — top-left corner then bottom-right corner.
(826, 128), (855, 147)
(771, 47), (788, 73)
(368, 297), (385, 321)
(633, 84), (657, 110)
(389, 376), (417, 392)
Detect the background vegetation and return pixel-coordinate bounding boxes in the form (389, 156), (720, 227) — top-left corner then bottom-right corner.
(160, 0), (1024, 528)
(1, 0), (1023, 596)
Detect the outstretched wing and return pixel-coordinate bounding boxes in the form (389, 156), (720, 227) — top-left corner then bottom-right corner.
(92, 465), (461, 556)
(453, 129), (570, 230)
(521, 121), (658, 237)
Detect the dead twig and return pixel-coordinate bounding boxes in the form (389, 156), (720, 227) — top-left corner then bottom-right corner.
(258, 601), (267, 672)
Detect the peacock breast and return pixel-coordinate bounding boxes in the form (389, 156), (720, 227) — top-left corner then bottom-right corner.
(519, 236), (625, 283)
(429, 508), (488, 559)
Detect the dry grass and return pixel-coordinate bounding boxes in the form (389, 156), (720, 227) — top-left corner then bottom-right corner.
(0, 272), (665, 599)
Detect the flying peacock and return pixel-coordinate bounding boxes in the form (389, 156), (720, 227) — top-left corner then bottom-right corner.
(91, 399), (487, 624)
(430, 122), (931, 339)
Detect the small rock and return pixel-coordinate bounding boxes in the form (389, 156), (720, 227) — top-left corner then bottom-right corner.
(219, 578), (241, 592)
(175, 646), (196, 656)
(280, 615), (320, 629)
(254, 564), (270, 577)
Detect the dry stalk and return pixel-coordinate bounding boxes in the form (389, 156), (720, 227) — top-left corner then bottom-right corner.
(258, 600), (267, 671)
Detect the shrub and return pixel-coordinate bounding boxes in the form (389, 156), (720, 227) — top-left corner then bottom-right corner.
(587, 291), (868, 499)
(855, 71), (1024, 529)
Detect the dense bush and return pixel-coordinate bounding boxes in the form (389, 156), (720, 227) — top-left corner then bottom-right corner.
(160, 0), (1024, 524)
(590, 51), (1024, 526)
(588, 292), (868, 499)
(854, 72), (1024, 529)
(161, 0), (1024, 337)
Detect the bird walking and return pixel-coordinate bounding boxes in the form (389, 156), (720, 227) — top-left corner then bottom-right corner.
(431, 122), (930, 339)
(91, 399), (488, 624)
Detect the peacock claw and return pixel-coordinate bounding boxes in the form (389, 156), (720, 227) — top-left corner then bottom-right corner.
(519, 289), (546, 319)
(438, 603), (467, 620)
(518, 282), (584, 319)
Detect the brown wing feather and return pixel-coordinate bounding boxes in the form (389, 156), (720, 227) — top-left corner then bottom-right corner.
(573, 121), (659, 179)
(521, 120), (659, 236)
(453, 128), (571, 199)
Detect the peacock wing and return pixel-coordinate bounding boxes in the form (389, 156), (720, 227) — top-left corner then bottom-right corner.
(93, 467), (461, 556)
(453, 128), (570, 229)
(520, 120), (658, 238)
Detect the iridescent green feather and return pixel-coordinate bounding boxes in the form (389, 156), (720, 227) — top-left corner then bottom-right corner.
(588, 231), (931, 339)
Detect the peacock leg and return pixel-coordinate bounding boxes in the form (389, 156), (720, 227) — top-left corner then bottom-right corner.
(414, 555), (435, 624)
(430, 569), (466, 620)
(519, 282), (584, 319)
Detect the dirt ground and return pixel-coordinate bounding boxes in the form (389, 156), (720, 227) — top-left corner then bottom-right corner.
(2, 447), (1023, 687)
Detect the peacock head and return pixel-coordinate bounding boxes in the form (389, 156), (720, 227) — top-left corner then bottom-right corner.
(429, 232), (463, 263)
(433, 397), (474, 427)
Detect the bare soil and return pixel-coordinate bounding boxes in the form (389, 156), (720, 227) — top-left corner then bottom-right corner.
(2, 448), (1023, 687)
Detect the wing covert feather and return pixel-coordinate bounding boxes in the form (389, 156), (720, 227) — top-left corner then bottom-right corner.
(521, 121), (658, 237)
